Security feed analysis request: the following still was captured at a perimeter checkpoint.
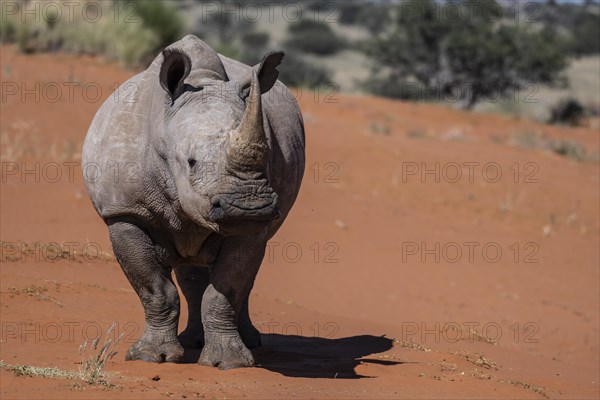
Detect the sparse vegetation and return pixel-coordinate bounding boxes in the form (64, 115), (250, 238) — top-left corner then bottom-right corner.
(549, 98), (585, 126)
(7, 284), (49, 300)
(472, 368), (494, 380)
(338, 3), (390, 34)
(537, 2), (600, 57)
(194, 9), (253, 46)
(462, 352), (499, 370)
(393, 338), (431, 352)
(277, 52), (333, 89)
(498, 379), (549, 399)
(510, 130), (545, 150)
(509, 130), (597, 162)
(548, 140), (591, 161)
(368, 115), (393, 135)
(78, 323), (124, 384)
(439, 362), (457, 372)
(285, 19), (346, 56)
(407, 129), (426, 140)
(0, 323), (123, 386)
(366, 0), (568, 109)
(569, 11), (600, 56)
(0, 361), (79, 379)
(240, 31), (271, 65)
(1, 0), (184, 68)
(4, 282), (62, 306)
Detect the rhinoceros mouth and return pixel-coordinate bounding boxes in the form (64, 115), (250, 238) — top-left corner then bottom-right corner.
(208, 179), (279, 224)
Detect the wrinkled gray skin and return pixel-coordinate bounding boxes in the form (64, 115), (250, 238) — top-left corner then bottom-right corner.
(82, 35), (305, 369)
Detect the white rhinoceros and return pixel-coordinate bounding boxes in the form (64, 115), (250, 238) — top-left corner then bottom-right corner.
(82, 35), (305, 369)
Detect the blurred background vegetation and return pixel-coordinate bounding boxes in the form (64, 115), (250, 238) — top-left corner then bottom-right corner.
(1, 0), (598, 125)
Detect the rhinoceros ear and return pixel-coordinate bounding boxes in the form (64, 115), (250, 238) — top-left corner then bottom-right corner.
(240, 51), (284, 97)
(159, 49), (192, 104)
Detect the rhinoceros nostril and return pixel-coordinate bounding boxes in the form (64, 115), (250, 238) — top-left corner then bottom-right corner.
(188, 158), (196, 168)
(211, 199), (221, 208)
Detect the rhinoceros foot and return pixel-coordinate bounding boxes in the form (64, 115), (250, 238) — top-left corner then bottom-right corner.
(178, 321), (261, 350)
(198, 334), (254, 370)
(125, 335), (184, 363)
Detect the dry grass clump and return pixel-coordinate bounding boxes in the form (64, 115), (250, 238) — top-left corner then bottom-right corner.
(451, 350), (499, 371)
(78, 323), (124, 384)
(0, 360), (79, 379)
(466, 353), (498, 370)
(0, 323), (123, 385)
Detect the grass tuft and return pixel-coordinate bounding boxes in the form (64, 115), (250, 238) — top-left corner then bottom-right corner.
(0, 323), (126, 386)
(78, 323), (124, 384)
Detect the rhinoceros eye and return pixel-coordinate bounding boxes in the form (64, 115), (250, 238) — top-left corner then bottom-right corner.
(188, 158), (197, 168)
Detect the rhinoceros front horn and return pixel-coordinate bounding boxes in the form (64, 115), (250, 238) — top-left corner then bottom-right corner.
(227, 70), (268, 174)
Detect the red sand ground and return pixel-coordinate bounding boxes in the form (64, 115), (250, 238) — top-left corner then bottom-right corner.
(1, 46), (598, 399)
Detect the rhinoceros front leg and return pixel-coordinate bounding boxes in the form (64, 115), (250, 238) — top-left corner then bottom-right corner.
(239, 294), (262, 348)
(199, 237), (265, 369)
(108, 220), (183, 363)
(175, 266), (261, 350)
(174, 266), (210, 349)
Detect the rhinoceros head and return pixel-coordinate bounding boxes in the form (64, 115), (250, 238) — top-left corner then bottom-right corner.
(158, 48), (284, 236)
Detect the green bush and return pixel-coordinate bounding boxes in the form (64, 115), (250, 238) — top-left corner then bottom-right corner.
(277, 52), (332, 89)
(285, 19), (346, 56)
(0, 12), (16, 43)
(363, 76), (430, 101)
(213, 43), (240, 60)
(124, 0), (183, 49)
(306, 1), (333, 12)
(339, 3), (390, 34)
(339, 3), (362, 25)
(549, 140), (590, 161)
(365, 0), (568, 109)
(1, 0), (184, 68)
(536, 2), (600, 56)
(240, 31), (270, 65)
(194, 10), (253, 45)
(110, 21), (160, 68)
(570, 11), (600, 55)
(549, 98), (585, 126)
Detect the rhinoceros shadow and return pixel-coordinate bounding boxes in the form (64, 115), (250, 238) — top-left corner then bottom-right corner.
(254, 334), (402, 378)
(184, 334), (402, 378)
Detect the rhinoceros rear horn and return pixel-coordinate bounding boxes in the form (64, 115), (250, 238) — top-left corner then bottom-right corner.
(227, 70), (268, 174)
(159, 49), (192, 104)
